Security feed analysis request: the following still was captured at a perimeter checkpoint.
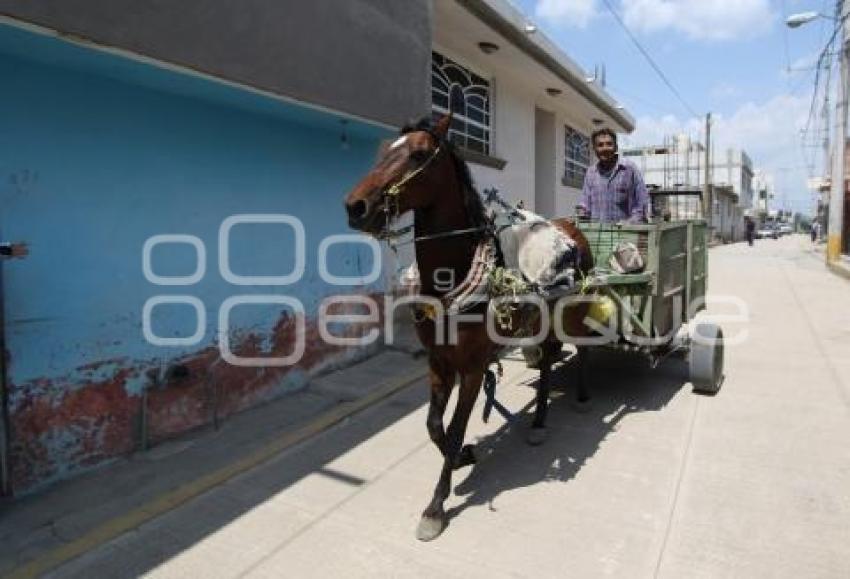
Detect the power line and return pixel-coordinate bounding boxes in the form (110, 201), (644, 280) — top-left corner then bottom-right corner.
(788, 64), (819, 97)
(605, 84), (677, 115)
(599, 0), (701, 120)
(800, 24), (842, 146)
(802, 56), (826, 142)
(800, 8), (850, 142)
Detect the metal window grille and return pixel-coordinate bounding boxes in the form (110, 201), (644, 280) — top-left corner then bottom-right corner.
(431, 52), (491, 155)
(564, 125), (590, 188)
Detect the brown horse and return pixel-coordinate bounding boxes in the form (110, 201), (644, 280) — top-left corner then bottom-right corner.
(344, 114), (593, 541)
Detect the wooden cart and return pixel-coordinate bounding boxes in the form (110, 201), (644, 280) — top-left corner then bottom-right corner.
(576, 189), (724, 393)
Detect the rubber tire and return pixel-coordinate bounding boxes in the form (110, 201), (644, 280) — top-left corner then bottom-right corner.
(689, 322), (724, 394)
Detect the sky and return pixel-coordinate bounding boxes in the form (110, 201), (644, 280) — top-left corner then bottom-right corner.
(511, 0), (839, 214)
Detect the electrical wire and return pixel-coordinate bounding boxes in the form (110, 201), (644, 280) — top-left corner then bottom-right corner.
(605, 84), (677, 115)
(800, 21), (843, 146)
(598, 0), (702, 121)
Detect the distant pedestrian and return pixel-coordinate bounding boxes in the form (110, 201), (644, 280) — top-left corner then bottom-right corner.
(745, 216), (755, 247)
(811, 221), (820, 243)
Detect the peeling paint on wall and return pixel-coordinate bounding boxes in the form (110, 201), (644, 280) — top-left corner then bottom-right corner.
(8, 296), (385, 493)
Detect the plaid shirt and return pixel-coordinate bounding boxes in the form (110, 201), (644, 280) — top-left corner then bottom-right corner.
(578, 157), (649, 223)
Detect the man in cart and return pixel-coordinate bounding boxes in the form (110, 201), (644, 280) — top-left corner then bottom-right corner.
(577, 128), (649, 223)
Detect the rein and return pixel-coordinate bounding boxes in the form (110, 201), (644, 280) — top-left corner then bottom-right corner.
(384, 225), (488, 247)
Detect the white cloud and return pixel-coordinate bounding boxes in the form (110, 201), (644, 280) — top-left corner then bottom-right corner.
(621, 0), (774, 41)
(789, 53), (818, 70)
(535, 0), (598, 28)
(622, 94), (816, 212)
(625, 95), (808, 157)
(716, 96), (809, 164)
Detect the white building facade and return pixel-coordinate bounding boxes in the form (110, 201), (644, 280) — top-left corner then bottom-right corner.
(432, 0), (634, 218)
(623, 136), (754, 208)
(622, 135), (755, 241)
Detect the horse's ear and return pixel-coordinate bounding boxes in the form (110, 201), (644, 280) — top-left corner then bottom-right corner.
(433, 113), (452, 139)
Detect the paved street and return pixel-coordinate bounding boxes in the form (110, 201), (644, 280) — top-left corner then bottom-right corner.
(43, 236), (850, 578)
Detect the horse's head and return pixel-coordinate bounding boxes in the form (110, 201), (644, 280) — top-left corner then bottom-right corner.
(344, 114), (452, 235)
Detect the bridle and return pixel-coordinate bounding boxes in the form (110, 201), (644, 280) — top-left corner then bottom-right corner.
(377, 141), (488, 246)
(378, 144), (442, 241)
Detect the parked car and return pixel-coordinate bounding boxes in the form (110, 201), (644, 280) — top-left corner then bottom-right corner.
(778, 224), (793, 236)
(756, 224), (779, 239)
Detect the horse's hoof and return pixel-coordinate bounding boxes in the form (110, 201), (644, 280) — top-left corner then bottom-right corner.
(453, 444), (477, 469)
(526, 426), (548, 446)
(416, 514), (446, 542)
(571, 397), (593, 413)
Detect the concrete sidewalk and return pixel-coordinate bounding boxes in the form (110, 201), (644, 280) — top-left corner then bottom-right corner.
(0, 349), (428, 578)
(806, 237), (850, 281)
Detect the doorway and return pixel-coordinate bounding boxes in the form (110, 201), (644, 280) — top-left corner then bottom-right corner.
(534, 108), (556, 217)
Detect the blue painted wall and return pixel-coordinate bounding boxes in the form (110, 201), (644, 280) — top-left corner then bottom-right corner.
(0, 24), (391, 493)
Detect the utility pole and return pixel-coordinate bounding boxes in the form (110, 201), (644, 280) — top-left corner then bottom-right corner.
(821, 61), (832, 231)
(704, 113), (712, 227)
(828, 0), (849, 262)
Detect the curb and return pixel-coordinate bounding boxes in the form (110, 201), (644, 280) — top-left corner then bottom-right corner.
(827, 260), (850, 282)
(5, 367), (428, 579)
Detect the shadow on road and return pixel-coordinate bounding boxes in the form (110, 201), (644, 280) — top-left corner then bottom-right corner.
(41, 347), (689, 577)
(448, 348), (689, 524)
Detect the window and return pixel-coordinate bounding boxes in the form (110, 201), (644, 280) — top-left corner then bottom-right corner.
(431, 52), (491, 155)
(563, 125), (591, 188)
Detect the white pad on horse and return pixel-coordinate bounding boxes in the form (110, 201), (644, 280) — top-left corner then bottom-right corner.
(497, 209), (577, 290)
(483, 190), (577, 291)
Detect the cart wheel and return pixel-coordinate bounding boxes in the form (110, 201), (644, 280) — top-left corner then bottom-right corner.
(689, 322), (724, 394)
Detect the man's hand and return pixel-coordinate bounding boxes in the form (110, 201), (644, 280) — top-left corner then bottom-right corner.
(575, 205), (589, 221)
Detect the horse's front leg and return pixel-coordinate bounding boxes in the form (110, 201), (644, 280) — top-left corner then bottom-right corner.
(528, 347), (553, 445)
(416, 369), (483, 541)
(425, 360), (454, 456)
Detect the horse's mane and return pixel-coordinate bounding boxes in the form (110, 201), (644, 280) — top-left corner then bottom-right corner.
(400, 117), (488, 230)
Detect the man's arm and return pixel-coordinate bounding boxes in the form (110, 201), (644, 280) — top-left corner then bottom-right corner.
(577, 170), (593, 218)
(628, 167), (649, 223)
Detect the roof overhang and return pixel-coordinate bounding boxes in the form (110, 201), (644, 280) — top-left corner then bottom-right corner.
(455, 0), (635, 132)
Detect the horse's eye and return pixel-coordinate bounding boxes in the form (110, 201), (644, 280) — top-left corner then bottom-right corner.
(409, 149), (429, 163)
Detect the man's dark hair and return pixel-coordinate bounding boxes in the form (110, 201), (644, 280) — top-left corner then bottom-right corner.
(591, 128), (618, 146)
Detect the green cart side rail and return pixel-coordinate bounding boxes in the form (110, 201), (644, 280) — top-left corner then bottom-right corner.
(576, 220), (708, 342)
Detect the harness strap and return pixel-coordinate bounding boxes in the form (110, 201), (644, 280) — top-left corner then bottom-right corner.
(441, 239), (497, 314)
(381, 225), (488, 246)
(385, 146), (442, 200)
(380, 145), (445, 247)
